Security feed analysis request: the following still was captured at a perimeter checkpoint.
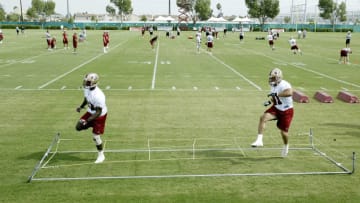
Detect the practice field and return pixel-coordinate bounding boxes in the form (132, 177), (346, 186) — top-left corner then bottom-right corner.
(0, 29), (359, 202)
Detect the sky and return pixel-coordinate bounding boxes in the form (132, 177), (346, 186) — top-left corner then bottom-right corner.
(1, 0), (359, 17)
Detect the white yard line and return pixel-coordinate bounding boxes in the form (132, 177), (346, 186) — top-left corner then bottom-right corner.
(245, 49), (360, 89)
(38, 40), (128, 89)
(207, 53), (262, 91)
(151, 42), (160, 90)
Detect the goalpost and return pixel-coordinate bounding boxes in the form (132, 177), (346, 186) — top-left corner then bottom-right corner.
(27, 129), (355, 182)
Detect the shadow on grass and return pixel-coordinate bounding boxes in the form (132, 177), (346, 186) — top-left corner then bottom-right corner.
(19, 151), (93, 162)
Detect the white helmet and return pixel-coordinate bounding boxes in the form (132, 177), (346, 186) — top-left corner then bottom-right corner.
(268, 68), (282, 86)
(83, 73), (99, 89)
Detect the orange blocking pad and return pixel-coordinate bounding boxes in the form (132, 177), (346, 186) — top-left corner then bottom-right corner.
(337, 91), (359, 103)
(293, 90), (309, 103)
(314, 91), (333, 103)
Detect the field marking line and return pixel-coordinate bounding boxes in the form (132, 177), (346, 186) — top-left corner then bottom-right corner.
(0, 50), (60, 69)
(207, 52), (262, 91)
(244, 48), (360, 89)
(38, 40), (128, 89)
(151, 42), (160, 90)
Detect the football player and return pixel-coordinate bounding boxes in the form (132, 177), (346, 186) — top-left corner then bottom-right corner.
(289, 37), (302, 55)
(149, 35), (158, 49)
(196, 31), (201, 53)
(0, 30), (3, 44)
(339, 47), (352, 64)
(251, 68), (294, 157)
(267, 32), (275, 50)
(206, 32), (214, 53)
(103, 31), (110, 53)
(72, 32), (78, 54)
(345, 31), (351, 48)
(76, 73), (108, 164)
(62, 30), (68, 49)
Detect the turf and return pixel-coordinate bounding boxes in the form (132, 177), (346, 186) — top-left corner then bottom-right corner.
(0, 28), (359, 203)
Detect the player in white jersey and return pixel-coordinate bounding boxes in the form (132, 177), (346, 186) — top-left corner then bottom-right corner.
(345, 31), (351, 48)
(267, 33), (275, 50)
(206, 32), (214, 53)
(76, 73), (108, 163)
(196, 31), (201, 53)
(251, 68), (294, 157)
(289, 37), (302, 55)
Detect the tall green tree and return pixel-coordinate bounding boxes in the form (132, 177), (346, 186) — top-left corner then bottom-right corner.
(177, 0), (196, 22)
(0, 4), (6, 21)
(318, 0), (346, 29)
(194, 0), (212, 21)
(27, 0), (56, 20)
(245, 0), (279, 29)
(110, 0), (133, 22)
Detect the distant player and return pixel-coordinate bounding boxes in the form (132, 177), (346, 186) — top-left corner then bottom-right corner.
(239, 30), (244, 42)
(149, 26), (154, 36)
(196, 31), (201, 53)
(0, 30), (4, 44)
(251, 68), (294, 157)
(103, 31), (110, 53)
(141, 26), (145, 37)
(339, 47), (352, 64)
(76, 73), (108, 164)
(62, 30), (69, 49)
(149, 35), (158, 49)
(345, 31), (351, 48)
(289, 37), (302, 55)
(72, 32), (78, 54)
(50, 37), (56, 50)
(267, 32), (275, 50)
(206, 32), (214, 53)
(45, 30), (51, 50)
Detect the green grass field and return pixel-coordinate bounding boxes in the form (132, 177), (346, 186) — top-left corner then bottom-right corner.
(0, 28), (359, 203)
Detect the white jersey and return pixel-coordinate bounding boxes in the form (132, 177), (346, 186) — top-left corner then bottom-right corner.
(289, 39), (297, 46)
(207, 35), (213, 42)
(270, 80), (293, 111)
(84, 86), (107, 116)
(267, 34), (273, 41)
(196, 32), (201, 43)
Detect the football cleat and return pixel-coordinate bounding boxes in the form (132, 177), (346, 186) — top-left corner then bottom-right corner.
(94, 151), (105, 164)
(251, 140), (263, 147)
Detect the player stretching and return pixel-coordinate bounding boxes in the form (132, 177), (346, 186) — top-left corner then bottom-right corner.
(103, 31), (110, 53)
(76, 73), (108, 164)
(289, 37), (302, 55)
(149, 35), (158, 50)
(339, 47), (352, 64)
(251, 68), (294, 157)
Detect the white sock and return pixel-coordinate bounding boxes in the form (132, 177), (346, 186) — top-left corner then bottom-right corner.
(257, 134), (263, 141)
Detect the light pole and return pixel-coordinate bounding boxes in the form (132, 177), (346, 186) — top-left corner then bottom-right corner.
(19, 0), (23, 22)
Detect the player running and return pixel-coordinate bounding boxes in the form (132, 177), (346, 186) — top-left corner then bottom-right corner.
(149, 35), (158, 50)
(76, 73), (108, 164)
(206, 32), (214, 53)
(196, 31), (201, 53)
(251, 68), (294, 157)
(289, 37), (302, 55)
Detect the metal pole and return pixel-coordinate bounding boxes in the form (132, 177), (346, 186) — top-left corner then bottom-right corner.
(19, 0), (23, 22)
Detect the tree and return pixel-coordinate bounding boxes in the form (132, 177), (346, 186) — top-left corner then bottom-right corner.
(110, 0), (133, 22)
(177, 0), (196, 22)
(0, 4), (6, 21)
(140, 15), (147, 22)
(284, 16), (291, 24)
(27, 0), (56, 20)
(106, 5), (116, 16)
(318, 0), (347, 30)
(194, 0), (212, 21)
(245, 0), (279, 29)
(337, 2), (346, 23)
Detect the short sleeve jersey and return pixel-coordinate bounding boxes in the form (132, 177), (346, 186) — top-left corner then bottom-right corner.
(270, 80), (293, 111)
(84, 87), (107, 116)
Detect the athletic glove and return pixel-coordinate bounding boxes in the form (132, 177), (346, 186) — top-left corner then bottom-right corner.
(263, 101), (271, 107)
